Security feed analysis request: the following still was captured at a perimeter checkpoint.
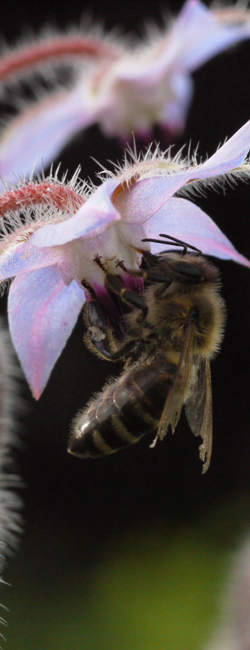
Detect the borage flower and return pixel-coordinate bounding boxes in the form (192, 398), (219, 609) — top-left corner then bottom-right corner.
(0, 120), (250, 399)
(1, 0), (250, 185)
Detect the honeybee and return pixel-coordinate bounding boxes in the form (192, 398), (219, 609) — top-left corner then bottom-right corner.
(68, 235), (226, 472)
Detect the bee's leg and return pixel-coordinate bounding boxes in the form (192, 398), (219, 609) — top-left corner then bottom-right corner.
(93, 255), (108, 271)
(115, 265), (172, 288)
(105, 263), (173, 322)
(84, 296), (138, 361)
(116, 254), (172, 286)
(82, 274), (139, 361)
(81, 279), (117, 360)
(104, 273), (149, 319)
(93, 254), (160, 317)
(116, 250), (160, 271)
(83, 299), (126, 361)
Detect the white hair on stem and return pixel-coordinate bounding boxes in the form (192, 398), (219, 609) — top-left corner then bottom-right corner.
(0, 321), (23, 646)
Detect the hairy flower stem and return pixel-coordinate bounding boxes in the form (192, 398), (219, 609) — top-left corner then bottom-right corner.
(0, 324), (23, 647)
(0, 35), (119, 84)
(0, 325), (22, 559)
(0, 181), (86, 217)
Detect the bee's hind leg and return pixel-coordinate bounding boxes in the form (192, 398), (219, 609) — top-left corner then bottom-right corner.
(104, 257), (172, 321)
(83, 285), (137, 362)
(80, 278), (120, 361)
(104, 272), (148, 319)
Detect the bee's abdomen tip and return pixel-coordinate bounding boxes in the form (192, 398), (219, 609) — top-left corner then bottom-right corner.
(67, 436), (86, 458)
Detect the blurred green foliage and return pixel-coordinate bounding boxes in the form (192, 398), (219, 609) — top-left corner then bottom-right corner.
(5, 494), (249, 650)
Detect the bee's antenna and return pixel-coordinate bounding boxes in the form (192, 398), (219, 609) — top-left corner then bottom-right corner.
(142, 234), (202, 256)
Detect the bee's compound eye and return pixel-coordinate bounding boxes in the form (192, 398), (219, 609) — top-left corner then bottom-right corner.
(171, 261), (204, 282)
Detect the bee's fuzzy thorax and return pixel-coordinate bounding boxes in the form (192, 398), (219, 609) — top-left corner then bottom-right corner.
(126, 252), (226, 359)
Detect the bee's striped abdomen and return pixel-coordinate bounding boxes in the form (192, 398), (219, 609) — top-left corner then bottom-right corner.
(68, 357), (177, 458)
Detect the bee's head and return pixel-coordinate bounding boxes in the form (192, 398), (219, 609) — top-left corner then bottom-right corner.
(156, 253), (221, 287)
(165, 257), (205, 283)
(141, 235), (220, 286)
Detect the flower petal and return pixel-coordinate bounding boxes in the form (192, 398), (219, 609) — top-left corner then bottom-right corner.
(0, 85), (95, 188)
(163, 72), (193, 133)
(115, 119), (250, 222)
(168, 0), (250, 73)
(8, 265), (86, 398)
(143, 197), (250, 267)
(29, 178), (121, 247)
(114, 174), (191, 224)
(0, 241), (62, 281)
(190, 119), (250, 179)
(111, 1), (250, 83)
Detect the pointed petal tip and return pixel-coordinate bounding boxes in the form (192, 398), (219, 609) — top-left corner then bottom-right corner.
(230, 249), (250, 269)
(32, 386), (43, 401)
(25, 371), (46, 399)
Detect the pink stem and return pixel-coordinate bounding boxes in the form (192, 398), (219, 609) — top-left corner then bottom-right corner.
(0, 181), (86, 217)
(0, 35), (120, 83)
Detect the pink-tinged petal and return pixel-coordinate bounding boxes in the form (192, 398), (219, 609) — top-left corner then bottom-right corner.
(116, 120), (250, 221)
(0, 241), (63, 281)
(164, 72), (193, 133)
(118, 1), (250, 86)
(0, 84), (95, 187)
(8, 265), (85, 398)
(143, 197), (250, 268)
(30, 178), (121, 247)
(167, 0), (250, 73)
(190, 119), (250, 180)
(114, 173), (199, 223)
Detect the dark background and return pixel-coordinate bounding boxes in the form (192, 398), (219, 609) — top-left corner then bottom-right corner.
(1, 0), (250, 648)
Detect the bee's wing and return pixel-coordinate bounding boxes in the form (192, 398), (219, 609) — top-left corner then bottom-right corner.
(155, 318), (194, 444)
(185, 358), (212, 473)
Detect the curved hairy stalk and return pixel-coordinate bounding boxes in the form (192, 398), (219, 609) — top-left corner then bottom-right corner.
(0, 322), (22, 645)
